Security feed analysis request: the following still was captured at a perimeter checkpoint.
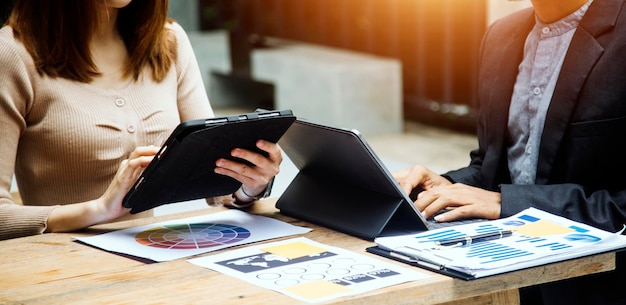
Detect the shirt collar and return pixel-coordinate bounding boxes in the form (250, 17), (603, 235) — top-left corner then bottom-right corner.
(534, 0), (594, 38)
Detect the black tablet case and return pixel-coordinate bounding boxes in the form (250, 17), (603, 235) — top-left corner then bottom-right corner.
(275, 120), (428, 240)
(123, 109), (295, 214)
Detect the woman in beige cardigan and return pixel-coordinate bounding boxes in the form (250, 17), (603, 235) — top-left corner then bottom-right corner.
(0, 0), (281, 240)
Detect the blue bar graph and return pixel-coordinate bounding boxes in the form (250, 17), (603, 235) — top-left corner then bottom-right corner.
(464, 241), (534, 264)
(474, 224), (502, 234)
(413, 229), (466, 242)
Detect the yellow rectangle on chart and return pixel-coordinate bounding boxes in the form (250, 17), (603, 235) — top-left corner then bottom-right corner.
(283, 280), (352, 299)
(514, 220), (575, 237)
(261, 241), (327, 259)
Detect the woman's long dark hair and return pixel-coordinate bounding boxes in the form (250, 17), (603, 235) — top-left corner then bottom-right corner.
(8, 0), (175, 83)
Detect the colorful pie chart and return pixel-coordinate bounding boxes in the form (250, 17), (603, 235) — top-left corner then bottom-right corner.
(135, 223), (251, 250)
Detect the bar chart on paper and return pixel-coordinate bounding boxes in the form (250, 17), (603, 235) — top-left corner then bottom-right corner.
(374, 208), (626, 279)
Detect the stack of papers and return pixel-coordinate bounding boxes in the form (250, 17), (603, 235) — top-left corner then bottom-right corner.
(373, 208), (626, 279)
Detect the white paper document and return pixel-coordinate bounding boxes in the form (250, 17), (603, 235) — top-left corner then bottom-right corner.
(75, 209), (311, 262)
(188, 237), (430, 303)
(375, 208), (626, 279)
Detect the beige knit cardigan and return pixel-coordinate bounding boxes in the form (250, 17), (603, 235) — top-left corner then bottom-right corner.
(0, 22), (213, 240)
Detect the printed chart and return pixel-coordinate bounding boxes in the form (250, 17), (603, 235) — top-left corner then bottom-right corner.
(189, 237), (429, 303)
(75, 209), (311, 262)
(409, 212), (603, 266)
(135, 223), (251, 250)
(375, 207), (626, 278)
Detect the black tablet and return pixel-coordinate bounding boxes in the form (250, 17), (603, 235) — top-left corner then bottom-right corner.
(123, 109), (295, 214)
(275, 119), (427, 240)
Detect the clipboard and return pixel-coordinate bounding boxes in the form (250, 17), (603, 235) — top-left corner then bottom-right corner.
(122, 109), (296, 214)
(366, 246), (476, 280)
(369, 208), (626, 281)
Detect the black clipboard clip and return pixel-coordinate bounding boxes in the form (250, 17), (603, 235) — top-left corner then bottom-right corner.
(366, 246), (475, 280)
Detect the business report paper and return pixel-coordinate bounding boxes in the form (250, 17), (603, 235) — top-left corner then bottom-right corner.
(189, 237), (430, 303)
(374, 208), (626, 279)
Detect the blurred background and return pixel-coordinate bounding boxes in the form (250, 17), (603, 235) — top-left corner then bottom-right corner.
(0, 0), (532, 134)
(1, 0), (532, 211)
(165, 0), (531, 133)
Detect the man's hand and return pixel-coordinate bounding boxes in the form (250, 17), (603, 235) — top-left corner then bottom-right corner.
(393, 165), (452, 195)
(415, 183), (501, 222)
(393, 165), (501, 222)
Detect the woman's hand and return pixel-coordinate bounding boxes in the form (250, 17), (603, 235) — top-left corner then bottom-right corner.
(97, 146), (161, 220)
(46, 146), (159, 233)
(214, 140), (282, 198)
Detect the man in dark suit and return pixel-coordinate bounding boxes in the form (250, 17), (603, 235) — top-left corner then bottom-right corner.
(395, 0), (626, 304)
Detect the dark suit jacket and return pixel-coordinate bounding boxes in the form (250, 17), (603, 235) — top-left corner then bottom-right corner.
(445, 0), (626, 233)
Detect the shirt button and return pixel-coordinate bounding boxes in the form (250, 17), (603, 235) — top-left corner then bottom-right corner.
(542, 27), (550, 34)
(533, 87), (542, 95)
(115, 98), (125, 107)
(127, 124), (136, 133)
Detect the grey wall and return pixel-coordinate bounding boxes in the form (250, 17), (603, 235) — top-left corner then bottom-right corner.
(168, 0), (200, 32)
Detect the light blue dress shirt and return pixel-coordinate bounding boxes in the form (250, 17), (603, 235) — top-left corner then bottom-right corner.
(507, 0), (593, 184)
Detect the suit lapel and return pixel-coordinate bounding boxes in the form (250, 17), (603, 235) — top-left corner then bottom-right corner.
(536, 0), (622, 184)
(481, 11), (535, 187)
(486, 22), (531, 145)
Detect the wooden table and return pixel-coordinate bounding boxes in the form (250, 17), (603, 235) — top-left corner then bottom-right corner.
(0, 200), (615, 305)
